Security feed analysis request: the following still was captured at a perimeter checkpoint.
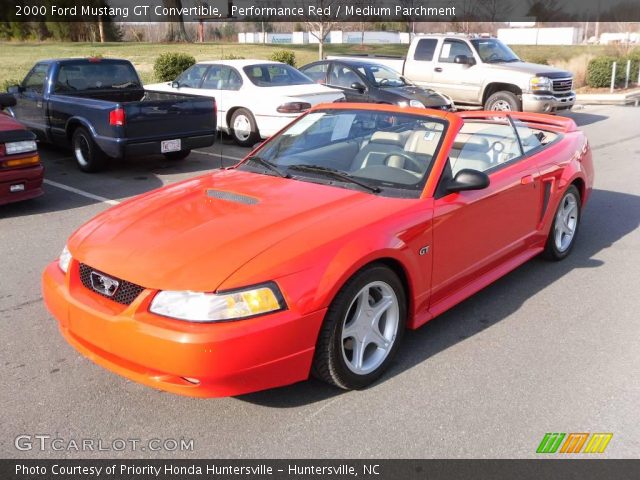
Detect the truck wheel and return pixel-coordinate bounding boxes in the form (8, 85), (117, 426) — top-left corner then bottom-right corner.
(230, 109), (260, 147)
(72, 127), (108, 173)
(485, 91), (521, 112)
(164, 150), (191, 161)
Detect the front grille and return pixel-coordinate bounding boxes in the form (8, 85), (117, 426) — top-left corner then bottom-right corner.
(552, 78), (573, 93)
(79, 264), (144, 305)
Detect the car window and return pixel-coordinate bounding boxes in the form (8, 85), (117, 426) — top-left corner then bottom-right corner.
(23, 64), (49, 94)
(243, 64), (313, 87)
(470, 39), (520, 63)
(356, 64), (406, 88)
(242, 109), (448, 198)
(438, 40), (474, 63)
(414, 39), (438, 61)
(300, 63), (328, 83)
(176, 64), (209, 88)
(512, 119), (544, 154)
(330, 65), (362, 89)
(201, 66), (242, 90)
(449, 118), (522, 176)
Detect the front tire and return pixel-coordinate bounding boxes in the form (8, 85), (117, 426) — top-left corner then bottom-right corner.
(230, 108), (260, 147)
(485, 91), (521, 111)
(72, 127), (108, 173)
(312, 265), (406, 390)
(544, 185), (581, 261)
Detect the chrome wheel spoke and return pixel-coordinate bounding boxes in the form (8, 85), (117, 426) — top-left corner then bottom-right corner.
(351, 339), (365, 370)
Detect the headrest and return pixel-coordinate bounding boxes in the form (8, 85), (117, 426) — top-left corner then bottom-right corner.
(370, 131), (403, 146)
(460, 136), (490, 153)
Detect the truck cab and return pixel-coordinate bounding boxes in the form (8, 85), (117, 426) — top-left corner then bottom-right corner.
(404, 34), (576, 113)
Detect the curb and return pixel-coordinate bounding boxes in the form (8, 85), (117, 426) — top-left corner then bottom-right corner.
(576, 89), (640, 106)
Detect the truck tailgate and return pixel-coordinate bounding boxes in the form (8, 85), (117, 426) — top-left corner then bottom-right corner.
(122, 92), (215, 141)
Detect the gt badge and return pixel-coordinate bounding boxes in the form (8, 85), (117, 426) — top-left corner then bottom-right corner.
(419, 246), (430, 255)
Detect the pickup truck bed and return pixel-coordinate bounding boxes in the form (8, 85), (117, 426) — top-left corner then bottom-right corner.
(9, 58), (217, 172)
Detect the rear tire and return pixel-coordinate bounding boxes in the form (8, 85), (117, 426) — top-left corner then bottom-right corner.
(72, 127), (108, 173)
(312, 264), (406, 390)
(484, 91), (521, 112)
(230, 108), (260, 147)
(164, 150), (191, 161)
(543, 185), (581, 261)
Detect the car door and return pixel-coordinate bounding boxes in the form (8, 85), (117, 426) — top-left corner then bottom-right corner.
(403, 37), (438, 87)
(431, 38), (482, 104)
(429, 116), (540, 311)
(199, 65), (242, 131)
(327, 63), (369, 103)
(13, 63), (50, 139)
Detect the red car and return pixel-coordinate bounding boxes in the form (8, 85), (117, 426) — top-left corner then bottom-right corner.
(42, 104), (594, 397)
(0, 94), (43, 205)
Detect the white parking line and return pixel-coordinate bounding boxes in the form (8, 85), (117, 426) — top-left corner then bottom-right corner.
(44, 179), (120, 206)
(193, 150), (244, 161)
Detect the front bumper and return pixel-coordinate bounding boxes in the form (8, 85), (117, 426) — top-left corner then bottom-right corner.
(522, 92), (576, 113)
(0, 163), (44, 206)
(42, 261), (326, 397)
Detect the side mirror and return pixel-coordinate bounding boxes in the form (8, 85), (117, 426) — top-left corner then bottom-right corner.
(0, 93), (17, 108)
(446, 169), (490, 193)
(171, 81), (180, 89)
(454, 55), (470, 65)
(350, 82), (366, 92)
(7, 85), (23, 94)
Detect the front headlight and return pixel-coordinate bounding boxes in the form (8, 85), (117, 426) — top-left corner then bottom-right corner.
(149, 283), (285, 322)
(409, 99), (426, 108)
(530, 76), (551, 92)
(5, 140), (37, 155)
(58, 245), (72, 273)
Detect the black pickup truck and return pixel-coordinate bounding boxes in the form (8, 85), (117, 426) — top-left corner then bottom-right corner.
(7, 58), (216, 172)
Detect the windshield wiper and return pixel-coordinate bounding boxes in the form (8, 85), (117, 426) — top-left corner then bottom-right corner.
(288, 164), (381, 193)
(244, 156), (289, 178)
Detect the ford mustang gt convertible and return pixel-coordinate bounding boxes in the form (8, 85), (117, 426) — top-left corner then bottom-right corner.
(42, 104), (594, 397)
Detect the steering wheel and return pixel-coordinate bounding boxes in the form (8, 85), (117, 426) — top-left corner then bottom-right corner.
(487, 53), (500, 62)
(378, 78), (390, 86)
(383, 152), (425, 173)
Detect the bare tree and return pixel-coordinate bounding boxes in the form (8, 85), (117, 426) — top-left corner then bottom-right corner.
(163, 0), (190, 42)
(478, 0), (512, 23)
(298, 0), (339, 60)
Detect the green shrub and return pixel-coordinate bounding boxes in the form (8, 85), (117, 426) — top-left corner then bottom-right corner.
(2, 78), (22, 92)
(269, 49), (296, 67)
(522, 54), (549, 66)
(586, 56), (626, 88)
(153, 52), (196, 82)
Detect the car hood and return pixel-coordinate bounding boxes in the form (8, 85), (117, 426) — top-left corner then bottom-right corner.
(488, 61), (572, 78)
(384, 86), (450, 107)
(69, 169), (377, 292)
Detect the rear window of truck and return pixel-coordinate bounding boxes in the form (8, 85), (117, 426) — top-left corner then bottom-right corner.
(413, 39), (438, 61)
(54, 62), (141, 92)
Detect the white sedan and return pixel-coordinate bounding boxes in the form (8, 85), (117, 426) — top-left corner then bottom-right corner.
(145, 60), (345, 146)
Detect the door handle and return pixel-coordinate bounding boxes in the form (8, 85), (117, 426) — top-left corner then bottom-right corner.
(520, 174), (534, 185)
(434, 67), (443, 72)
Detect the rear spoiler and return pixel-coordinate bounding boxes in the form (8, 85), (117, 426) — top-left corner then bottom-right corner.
(458, 111), (578, 133)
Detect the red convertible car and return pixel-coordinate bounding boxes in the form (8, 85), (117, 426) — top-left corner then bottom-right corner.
(42, 104), (594, 397)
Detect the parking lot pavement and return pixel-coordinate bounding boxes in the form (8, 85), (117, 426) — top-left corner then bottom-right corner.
(1, 106), (639, 459)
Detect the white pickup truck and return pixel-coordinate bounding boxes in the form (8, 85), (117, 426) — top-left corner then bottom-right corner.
(330, 34), (576, 113)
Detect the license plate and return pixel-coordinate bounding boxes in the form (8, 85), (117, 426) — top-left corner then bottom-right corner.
(161, 139), (181, 153)
(10, 184), (25, 193)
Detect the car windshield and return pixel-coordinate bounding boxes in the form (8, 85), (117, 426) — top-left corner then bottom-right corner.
(470, 39), (521, 63)
(243, 64), (314, 87)
(355, 63), (407, 88)
(238, 109), (448, 198)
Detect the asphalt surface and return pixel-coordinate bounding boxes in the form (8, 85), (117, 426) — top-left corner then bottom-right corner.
(1, 105), (639, 459)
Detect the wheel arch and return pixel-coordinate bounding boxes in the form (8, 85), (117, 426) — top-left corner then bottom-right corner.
(65, 117), (97, 141)
(482, 82), (522, 106)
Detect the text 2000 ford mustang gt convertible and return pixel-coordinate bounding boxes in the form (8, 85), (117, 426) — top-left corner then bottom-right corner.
(42, 104), (594, 397)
